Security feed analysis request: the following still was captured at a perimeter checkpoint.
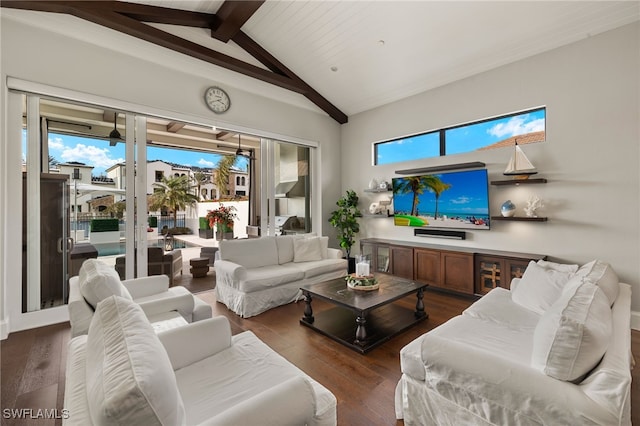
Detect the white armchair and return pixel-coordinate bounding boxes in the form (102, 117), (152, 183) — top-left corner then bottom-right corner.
(63, 296), (337, 425)
(68, 259), (211, 337)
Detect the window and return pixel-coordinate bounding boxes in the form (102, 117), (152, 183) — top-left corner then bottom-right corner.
(155, 171), (163, 182)
(236, 176), (240, 185)
(241, 177), (246, 186)
(374, 107), (545, 165)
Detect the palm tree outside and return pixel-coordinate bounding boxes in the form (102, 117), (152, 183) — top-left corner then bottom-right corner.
(192, 171), (209, 201)
(214, 155), (238, 200)
(150, 175), (198, 228)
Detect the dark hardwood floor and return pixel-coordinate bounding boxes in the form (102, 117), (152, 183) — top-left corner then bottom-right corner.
(2, 287), (639, 425)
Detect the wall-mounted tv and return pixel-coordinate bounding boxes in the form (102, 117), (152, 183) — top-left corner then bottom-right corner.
(392, 169), (490, 230)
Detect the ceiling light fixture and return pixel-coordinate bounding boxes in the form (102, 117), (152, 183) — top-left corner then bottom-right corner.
(109, 115), (122, 146)
(236, 134), (243, 156)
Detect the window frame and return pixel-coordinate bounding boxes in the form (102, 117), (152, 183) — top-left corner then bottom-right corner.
(373, 106), (545, 166)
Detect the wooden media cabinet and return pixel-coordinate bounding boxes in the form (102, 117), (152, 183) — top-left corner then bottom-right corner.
(360, 238), (546, 296)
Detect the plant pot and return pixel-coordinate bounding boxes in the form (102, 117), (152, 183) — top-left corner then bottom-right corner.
(199, 229), (214, 239)
(216, 223), (234, 240)
(346, 256), (356, 274)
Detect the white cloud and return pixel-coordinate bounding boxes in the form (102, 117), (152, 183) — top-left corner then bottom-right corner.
(487, 115), (545, 138)
(48, 137), (65, 150)
(60, 144), (123, 170)
(450, 196), (471, 205)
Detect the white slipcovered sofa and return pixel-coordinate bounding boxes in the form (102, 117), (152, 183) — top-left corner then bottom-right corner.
(68, 259), (211, 337)
(215, 235), (348, 317)
(396, 259), (633, 426)
(63, 295), (337, 425)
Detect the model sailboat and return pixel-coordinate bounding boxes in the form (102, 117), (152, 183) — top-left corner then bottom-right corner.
(504, 141), (537, 179)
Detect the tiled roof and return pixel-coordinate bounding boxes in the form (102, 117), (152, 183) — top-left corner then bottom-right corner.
(92, 176), (115, 184)
(477, 131), (545, 151)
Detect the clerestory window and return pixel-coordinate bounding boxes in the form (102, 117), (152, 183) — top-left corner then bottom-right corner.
(374, 107), (545, 165)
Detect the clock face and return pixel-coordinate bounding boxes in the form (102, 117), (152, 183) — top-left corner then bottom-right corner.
(204, 86), (230, 114)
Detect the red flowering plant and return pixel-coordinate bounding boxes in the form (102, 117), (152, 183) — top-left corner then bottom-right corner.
(206, 204), (238, 229)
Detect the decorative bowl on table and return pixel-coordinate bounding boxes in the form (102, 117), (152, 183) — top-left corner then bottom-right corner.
(345, 273), (379, 291)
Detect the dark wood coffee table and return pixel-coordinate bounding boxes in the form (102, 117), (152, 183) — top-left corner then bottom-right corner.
(300, 275), (428, 353)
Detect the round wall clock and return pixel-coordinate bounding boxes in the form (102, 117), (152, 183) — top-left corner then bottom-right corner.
(204, 86), (231, 114)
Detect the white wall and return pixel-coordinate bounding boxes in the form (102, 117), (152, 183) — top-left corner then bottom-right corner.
(342, 24), (640, 314)
(0, 12), (341, 336)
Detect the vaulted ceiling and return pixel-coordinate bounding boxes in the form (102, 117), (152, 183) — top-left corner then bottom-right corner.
(3, 1), (639, 125)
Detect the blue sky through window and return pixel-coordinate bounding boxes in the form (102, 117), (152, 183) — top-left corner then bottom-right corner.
(375, 108), (545, 165)
(23, 131), (248, 176)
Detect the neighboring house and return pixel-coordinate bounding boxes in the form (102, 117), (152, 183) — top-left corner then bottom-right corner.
(105, 159), (248, 201)
(53, 162), (120, 215)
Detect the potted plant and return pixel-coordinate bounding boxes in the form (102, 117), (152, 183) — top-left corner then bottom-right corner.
(206, 204), (238, 240)
(328, 190), (362, 273)
(198, 217), (213, 239)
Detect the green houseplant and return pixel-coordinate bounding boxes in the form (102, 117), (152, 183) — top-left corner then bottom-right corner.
(328, 190), (362, 273)
(198, 217), (213, 239)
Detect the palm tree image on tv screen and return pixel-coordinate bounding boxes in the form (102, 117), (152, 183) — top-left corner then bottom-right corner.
(392, 169), (490, 230)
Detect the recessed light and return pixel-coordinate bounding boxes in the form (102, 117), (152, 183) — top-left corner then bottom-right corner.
(330, 66), (338, 72)
(378, 39), (385, 46)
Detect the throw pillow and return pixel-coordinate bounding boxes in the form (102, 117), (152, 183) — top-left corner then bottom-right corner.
(78, 259), (131, 309)
(537, 260), (579, 274)
(86, 296), (186, 425)
(531, 277), (612, 382)
(577, 260), (619, 306)
(511, 261), (576, 314)
(219, 236), (279, 268)
(293, 237), (323, 262)
(319, 236), (329, 259)
(275, 235), (295, 264)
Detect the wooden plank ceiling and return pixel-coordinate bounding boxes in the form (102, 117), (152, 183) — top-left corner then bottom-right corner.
(1, 0), (349, 124)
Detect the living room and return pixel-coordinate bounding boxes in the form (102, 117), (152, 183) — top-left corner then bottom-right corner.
(1, 1), (639, 425)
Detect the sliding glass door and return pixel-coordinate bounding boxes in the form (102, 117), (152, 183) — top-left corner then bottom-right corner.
(20, 95), (146, 312)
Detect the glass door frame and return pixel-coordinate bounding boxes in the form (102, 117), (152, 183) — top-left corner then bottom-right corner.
(6, 88), (148, 331)
(260, 138), (320, 237)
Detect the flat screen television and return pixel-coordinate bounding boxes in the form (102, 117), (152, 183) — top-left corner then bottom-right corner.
(392, 169), (490, 230)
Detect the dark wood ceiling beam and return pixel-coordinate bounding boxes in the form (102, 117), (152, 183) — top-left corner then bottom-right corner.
(0, 0), (77, 13)
(64, 7), (307, 94)
(211, 0), (264, 42)
(1, 0), (348, 124)
(233, 30), (348, 124)
(110, 1), (216, 28)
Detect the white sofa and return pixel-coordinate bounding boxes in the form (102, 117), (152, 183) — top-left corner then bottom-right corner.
(215, 235), (348, 317)
(63, 295), (337, 425)
(396, 259), (633, 426)
(68, 259), (211, 337)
